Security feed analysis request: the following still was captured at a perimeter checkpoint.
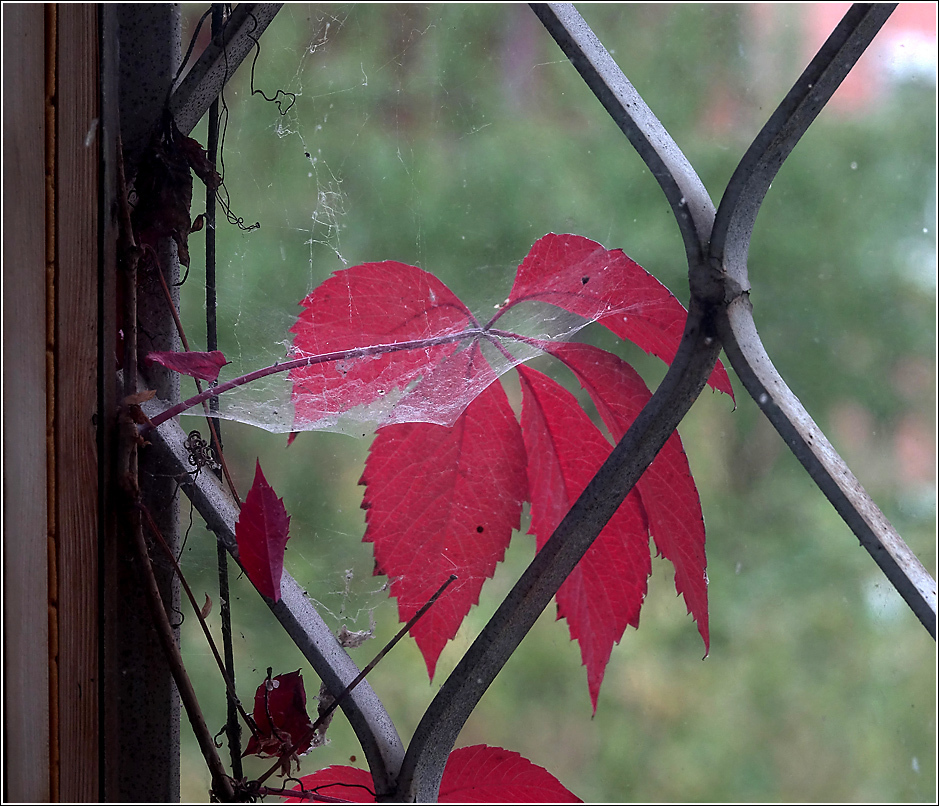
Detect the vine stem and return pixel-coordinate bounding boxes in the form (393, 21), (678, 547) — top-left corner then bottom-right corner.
(138, 502), (259, 741)
(150, 253), (241, 504)
(144, 329), (487, 430)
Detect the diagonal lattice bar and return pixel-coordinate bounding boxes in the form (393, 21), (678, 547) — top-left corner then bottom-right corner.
(139, 395), (405, 796)
(711, 3), (897, 286)
(398, 3), (729, 799)
(718, 300), (937, 636)
(529, 1), (935, 634)
(530, 3), (715, 273)
(169, 3), (283, 136)
(708, 3), (935, 637)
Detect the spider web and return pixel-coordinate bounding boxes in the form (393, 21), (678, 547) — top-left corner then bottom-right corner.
(177, 4), (655, 437)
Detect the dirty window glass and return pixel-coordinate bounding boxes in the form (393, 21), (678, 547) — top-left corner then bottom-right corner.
(176, 5), (935, 801)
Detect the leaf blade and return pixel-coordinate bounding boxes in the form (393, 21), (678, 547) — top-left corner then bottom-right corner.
(284, 746), (580, 803)
(361, 354), (527, 679)
(504, 233), (733, 399)
(289, 262), (478, 430)
(146, 349), (228, 382)
(438, 745), (581, 803)
(548, 342), (710, 652)
(236, 460), (291, 602)
(243, 670), (315, 759)
(518, 365), (651, 712)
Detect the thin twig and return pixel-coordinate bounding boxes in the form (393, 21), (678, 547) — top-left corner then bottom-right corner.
(131, 499), (235, 800)
(139, 502), (259, 741)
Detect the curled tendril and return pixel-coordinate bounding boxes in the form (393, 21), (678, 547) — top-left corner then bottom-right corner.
(247, 11), (297, 116)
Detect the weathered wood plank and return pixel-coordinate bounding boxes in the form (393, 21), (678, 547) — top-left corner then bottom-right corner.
(2, 4), (51, 801)
(55, 5), (100, 800)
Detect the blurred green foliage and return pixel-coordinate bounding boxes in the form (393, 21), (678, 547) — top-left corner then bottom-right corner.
(176, 4), (935, 801)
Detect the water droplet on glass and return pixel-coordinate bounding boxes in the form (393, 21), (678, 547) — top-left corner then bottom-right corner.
(850, 161), (858, 170)
(758, 392), (769, 405)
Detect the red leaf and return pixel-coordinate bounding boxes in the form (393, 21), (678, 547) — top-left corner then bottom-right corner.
(243, 670), (316, 759)
(236, 460), (291, 602)
(548, 342), (709, 652)
(361, 350), (527, 678)
(517, 366), (651, 712)
(285, 745), (580, 803)
(290, 234), (719, 706)
(284, 766), (374, 802)
(503, 233), (733, 399)
(436, 745), (581, 803)
(146, 349), (228, 382)
(289, 262), (478, 430)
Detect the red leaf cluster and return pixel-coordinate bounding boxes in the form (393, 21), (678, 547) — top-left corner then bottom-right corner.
(284, 744), (581, 802)
(288, 233), (731, 709)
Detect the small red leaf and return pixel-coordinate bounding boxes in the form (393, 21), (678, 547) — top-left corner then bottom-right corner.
(549, 342), (709, 652)
(361, 351), (527, 678)
(504, 233), (733, 399)
(146, 349), (229, 382)
(236, 460), (291, 602)
(289, 262), (478, 430)
(518, 365), (651, 712)
(243, 670), (315, 759)
(285, 745), (580, 803)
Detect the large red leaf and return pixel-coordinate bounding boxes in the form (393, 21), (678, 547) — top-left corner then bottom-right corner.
(243, 670), (315, 759)
(236, 460), (291, 602)
(517, 365), (651, 712)
(285, 745), (580, 802)
(361, 351), (527, 678)
(289, 262), (477, 430)
(548, 342), (709, 652)
(502, 233), (733, 399)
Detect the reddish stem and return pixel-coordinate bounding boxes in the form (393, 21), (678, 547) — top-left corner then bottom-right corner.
(144, 329), (487, 430)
